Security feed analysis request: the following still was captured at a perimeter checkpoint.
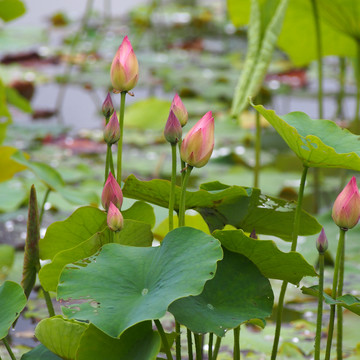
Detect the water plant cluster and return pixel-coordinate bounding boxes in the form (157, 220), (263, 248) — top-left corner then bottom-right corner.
(2, 1), (360, 360)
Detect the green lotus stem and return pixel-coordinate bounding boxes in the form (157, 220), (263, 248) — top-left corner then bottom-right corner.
(194, 334), (203, 360)
(335, 58), (346, 119)
(336, 236), (345, 360)
(325, 228), (346, 360)
(169, 144), (177, 231)
(208, 333), (213, 360)
(154, 319), (173, 360)
(117, 91), (126, 185)
(354, 40), (360, 131)
(310, 0), (323, 119)
(254, 108), (261, 188)
(213, 336), (222, 359)
(178, 141), (186, 185)
(2, 338), (16, 360)
(233, 326), (241, 360)
(105, 145), (110, 181)
(271, 165), (308, 360)
(187, 328), (193, 360)
(109, 145), (115, 175)
(178, 165), (193, 227)
(39, 187), (51, 225)
(314, 253), (325, 360)
(42, 286), (55, 317)
(175, 322), (181, 360)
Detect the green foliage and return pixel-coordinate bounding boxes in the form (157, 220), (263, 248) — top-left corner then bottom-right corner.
(0, 0), (26, 22)
(227, 0), (356, 66)
(0, 244), (15, 279)
(125, 98), (172, 130)
(230, 0), (289, 116)
(21, 344), (62, 360)
(58, 227), (223, 337)
(213, 229), (317, 284)
(5, 86), (32, 113)
(169, 248), (274, 336)
(0, 281), (27, 339)
(123, 175), (321, 240)
(253, 104), (360, 170)
(12, 151), (98, 205)
(0, 146), (28, 182)
(302, 286), (360, 316)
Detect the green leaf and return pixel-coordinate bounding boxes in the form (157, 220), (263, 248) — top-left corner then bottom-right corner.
(39, 220), (153, 292)
(0, 0), (26, 22)
(0, 146), (27, 182)
(125, 98), (171, 130)
(253, 104), (360, 170)
(231, 0), (289, 116)
(154, 213), (210, 241)
(0, 80), (12, 144)
(213, 229), (317, 284)
(0, 281), (27, 339)
(5, 86), (32, 113)
(123, 175), (321, 241)
(40, 207), (106, 260)
(58, 227), (223, 337)
(169, 248), (273, 336)
(0, 244), (15, 279)
(0, 180), (26, 212)
(21, 344), (62, 360)
(21, 185), (40, 299)
(302, 286), (360, 316)
(227, 0), (356, 66)
(76, 322), (161, 360)
(122, 201), (156, 228)
(11, 151), (98, 205)
(35, 316), (88, 360)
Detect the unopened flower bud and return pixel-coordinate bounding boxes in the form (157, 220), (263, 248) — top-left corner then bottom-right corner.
(102, 92), (114, 119)
(101, 172), (123, 211)
(171, 93), (188, 127)
(332, 176), (360, 230)
(107, 202), (124, 232)
(180, 111), (214, 168)
(316, 228), (328, 254)
(164, 110), (182, 145)
(110, 36), (139, 92)
(104, 112), (120, 145)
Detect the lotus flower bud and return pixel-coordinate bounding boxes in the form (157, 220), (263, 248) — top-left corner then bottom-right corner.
(180, 111), (214, 168)
(104, 112), (120, 145)
(316, 228), (328, 254)
(107, 202), (124, 232)
(332, 176), (360, 230)
(171, 93), (188, 127)
(110, 36), (139, 92)
(102, 92), (114, 119)
(101, 172), (123, 211)
(164, 110), (182, 145)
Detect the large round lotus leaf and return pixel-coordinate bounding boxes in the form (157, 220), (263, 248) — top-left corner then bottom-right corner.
(58, 227), (223, 337)
(0, 281), (27, 339)
(253, 104), (360, 170)
(35, 316), (87, 360)
(76, 322), (161, 360)
(169, 249), (273, 337)
(39, 219), (152, 292)
(21, 344), (62, 360)
(213, 229), (316, 285)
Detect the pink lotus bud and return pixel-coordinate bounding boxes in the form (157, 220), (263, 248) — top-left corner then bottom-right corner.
(102, 92), (114, 119)
(164, 110), (182, 144)
(107, 202), (124, 232)
(110, 36), (139, 92)
(332, 176), (360, 229)
(180, 111), (214, 168)
(104, 112), (120, 145)
(316, 228), (328, 254)
(101, 172), (123, 211)
(171, 93), (188, 127)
